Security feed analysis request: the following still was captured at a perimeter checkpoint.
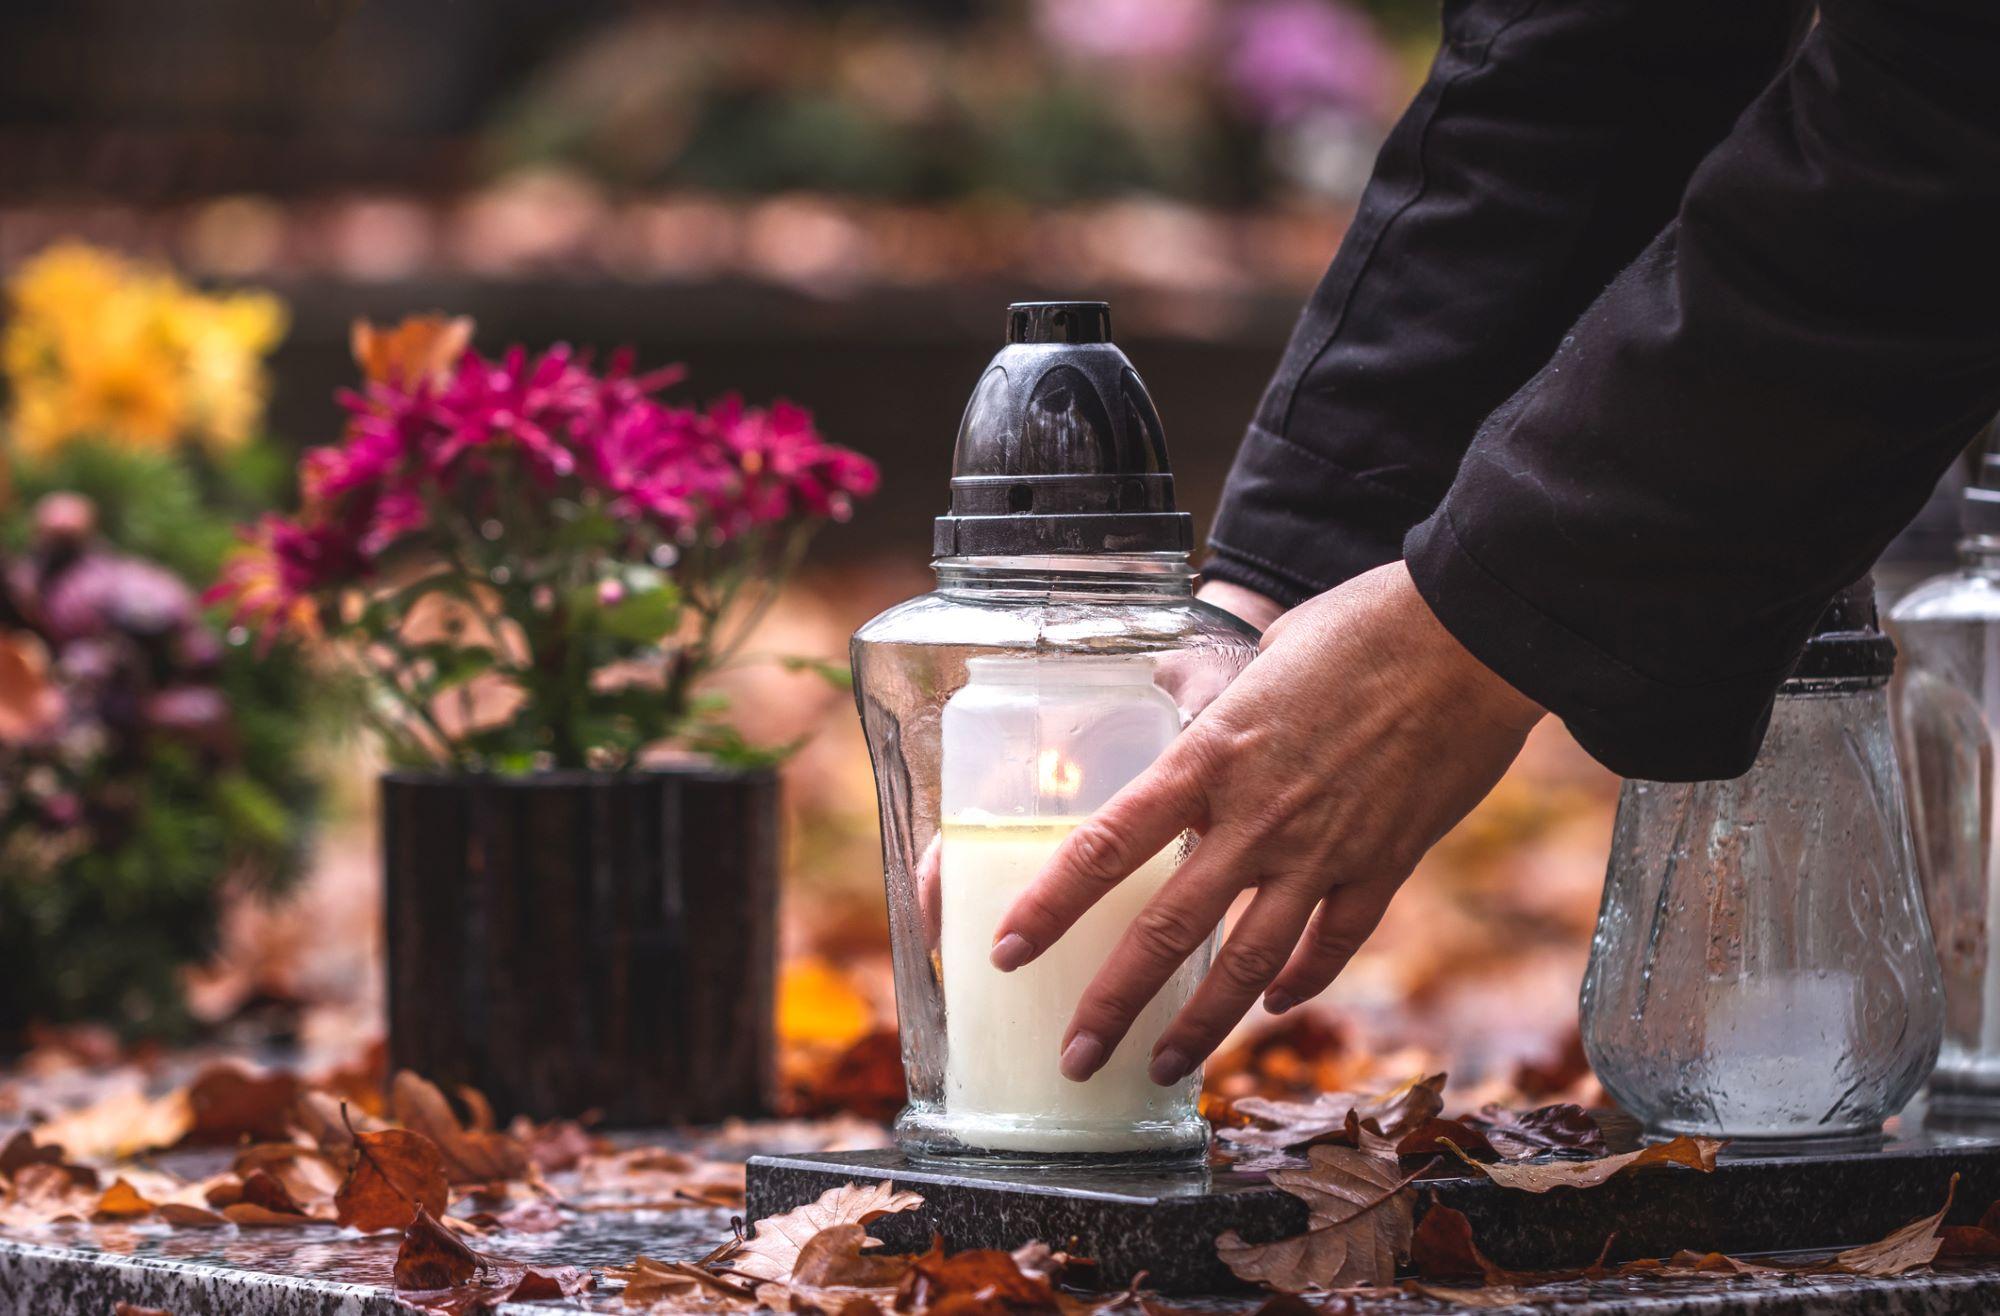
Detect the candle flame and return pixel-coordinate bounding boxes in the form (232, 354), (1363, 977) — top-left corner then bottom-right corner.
(1037, 748), (1084, 799)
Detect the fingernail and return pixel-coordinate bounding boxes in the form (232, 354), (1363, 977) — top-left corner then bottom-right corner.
(1149, 1046), (1192, 1086)
(991, 933), (1035, 972)
(1265, 990), (1300, 1015)
(1060, 1032), (1105, 1082)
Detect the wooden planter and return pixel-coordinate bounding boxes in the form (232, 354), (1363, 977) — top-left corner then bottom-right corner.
(381, 767), (778, 1124)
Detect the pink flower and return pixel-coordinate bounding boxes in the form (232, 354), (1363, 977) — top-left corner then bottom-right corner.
(205, 515), (363, 648)
(429, 345), (598, 481)
(709, 396), (880, 533)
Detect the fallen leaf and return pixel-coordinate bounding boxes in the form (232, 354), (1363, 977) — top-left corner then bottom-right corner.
(511, 1116), (599, 1173)
(466, 1197), (565, 1234)
(1833, 1175), (1956, 1277)
(1938, 1225), (2000, 1260)
(1446, 1135), (1722, 1193)
(32, 1084), (192, 1161)
(156, 1203), (229, 1228)
(183, 1062), (301, 1145)
(391, 1071), (530, 1185)
(1380, 1117), (1495, 1160)
(500, 1264), (593, 1301)
(1222, 1075), (1446, 1153)
(607, 1255), (761, 1308)
(722, 1180), (924, 1282)
(792, 1222), (914, 1286)
(93, 1177), (156, 1220)
(1216, 1145), (1424, 1291)
(337, 1126), (450, 1231)
(111, 1305), (174, 1316)
(0, 1162), (97, 1226)
(396, 1207), (482, 1289)
(221, 1201), (322, 1227)
(0, 1129), (66, 1180)
(230, 1145), (342, 1215)
(1408, 1200), (1501, 1282)
(897, 1237), (1061, 1311)
(1464, 1103), (1607, 1160)
(1403, 1282), (1530, 1308)
(1634, 1250), (1789, 1277)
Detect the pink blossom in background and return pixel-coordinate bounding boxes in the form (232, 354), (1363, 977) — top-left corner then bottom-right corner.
(1226, 0), (1395, 123)
(1032, 0), (1215, 63)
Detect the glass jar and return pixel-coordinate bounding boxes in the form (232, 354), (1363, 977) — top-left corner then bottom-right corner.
(855, 559), (1256, 1164)
(851, 301), (1260, 1165)
(1579, 581), (1943, 1148)
(1892, 526), (2000, 1119)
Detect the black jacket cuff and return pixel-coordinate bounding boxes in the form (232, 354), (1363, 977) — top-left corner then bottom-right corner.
(1404, 508), (1785, 782)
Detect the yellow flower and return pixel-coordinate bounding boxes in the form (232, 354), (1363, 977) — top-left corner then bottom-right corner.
(2, 242), (287, 459)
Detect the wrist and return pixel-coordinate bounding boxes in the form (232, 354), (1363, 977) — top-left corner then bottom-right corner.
(1197, 579), (1286, 632)
(1391, 563), (1543, 734)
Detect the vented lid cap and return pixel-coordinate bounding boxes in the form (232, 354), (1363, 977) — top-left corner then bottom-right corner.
(932, 301), (1194, 557)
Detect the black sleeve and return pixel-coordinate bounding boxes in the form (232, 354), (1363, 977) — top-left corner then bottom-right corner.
(1205, 0), (1807, 606)
(1405, 0), (2000, 782)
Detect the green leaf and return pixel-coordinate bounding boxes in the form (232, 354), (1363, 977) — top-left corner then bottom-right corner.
(779, 654), (853, 690)
(596, 579), (682, 644)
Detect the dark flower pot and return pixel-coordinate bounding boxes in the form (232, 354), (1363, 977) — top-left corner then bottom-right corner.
(381, 767), (778, 1125)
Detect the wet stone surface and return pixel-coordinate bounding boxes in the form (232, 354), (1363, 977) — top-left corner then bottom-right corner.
(9, 1132), (2000, 1313)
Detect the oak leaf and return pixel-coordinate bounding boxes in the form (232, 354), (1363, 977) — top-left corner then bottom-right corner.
(1222, 1074), (1446, 1153)
(722, 1179), (924, 1282)
(1464, 1103), (1606, 1160)
(336, 1126), (449, 1232)
(1216, 1145), (1424, 1291)
(1445, 1135), (1722, 1193)
(390, 1071), (528, 1185)
(1832, 1174), (1956, 1277)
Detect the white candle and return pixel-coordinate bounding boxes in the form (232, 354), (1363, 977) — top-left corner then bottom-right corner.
(933, 653), (1209, 1155)
(1699, 971), (1858, 1132)
(939, 815), (1201, 1152)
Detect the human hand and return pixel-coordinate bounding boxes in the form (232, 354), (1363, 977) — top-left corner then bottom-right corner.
(989, 561), (1544, 1085)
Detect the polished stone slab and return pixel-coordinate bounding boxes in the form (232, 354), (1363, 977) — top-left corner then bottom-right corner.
(746, 1134), (2000, 1295)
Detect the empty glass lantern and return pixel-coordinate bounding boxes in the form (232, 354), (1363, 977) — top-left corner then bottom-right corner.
(1579, 580), (1944, 1148)
(851, 302), (1260, 1165)
(1891, 430), (2000, 1119)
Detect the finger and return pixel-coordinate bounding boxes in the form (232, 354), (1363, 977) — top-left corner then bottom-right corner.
(1144, 877), (1321, 1085)
(990, 733), (1216, 972)
(1053, 832), (1254, 1081)
(1261, 881), (1395, 1014)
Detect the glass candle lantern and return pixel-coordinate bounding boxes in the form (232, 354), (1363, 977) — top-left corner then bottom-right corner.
(851, 302), (1260, 1165)
(1579, 580), (1944, 1148)
(1890, 432), (2000, 1120)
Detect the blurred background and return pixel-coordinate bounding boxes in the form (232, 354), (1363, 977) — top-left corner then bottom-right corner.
(0, 0), (1615, 1116)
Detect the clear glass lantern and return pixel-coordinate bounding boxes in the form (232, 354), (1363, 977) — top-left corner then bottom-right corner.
(1891, 434), (2000, 1120)
(1579, 580), (1943, 1149)
(851, 302), (1260, 1166)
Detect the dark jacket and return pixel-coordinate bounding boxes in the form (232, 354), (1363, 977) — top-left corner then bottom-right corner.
(1204, 0), (2000, 780)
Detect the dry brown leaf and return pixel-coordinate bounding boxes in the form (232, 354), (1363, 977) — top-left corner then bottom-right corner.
(1465, 1103), (1607, 1160)
(391, 1071), (529, 1185)
(1216, 1145), (1423, 1291)
(1627, 1250), (1789, 1277)
(1403, 1281), (1530, 1307)
(500, 1264), (594, 1301)
(221, 1200), (323, 1227)
(0, 1162), (97, 1227)
(722, 1180), (924, 1283)
(1938, 1224), (2000, 1260)
(791, 1222), (914, 1286)
(337, 1126), (450, 1232)
(32, 1084), (192, 1161)
(183, 1062), (301, 1145)
(607, 1255), (761, 1308)
(92, 1177), (156, 1220)
(1408, 1200), (1501, 1282)
(896, 1237), (1062, 1311)
(1223, 1074), (1446, 1153)
(1446, 1134), (1722, 1193)
(572, 1145), (746, 1210)
(1833, 1175), (1956, 1277)
(111, 1305), (174, 1316)
(0, 1129), (67, 1180)
(156, 1203), (229, 1228)
(395, 1206), (482, 1289)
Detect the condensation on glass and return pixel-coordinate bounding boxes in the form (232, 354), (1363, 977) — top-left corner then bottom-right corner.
(1581, 580), (1943, 1148)
(851, 302), (1259, 1166)
(1891, 436), (2000, 1121)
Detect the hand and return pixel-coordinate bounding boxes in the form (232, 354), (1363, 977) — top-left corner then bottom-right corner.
(989, 561), (1544, 1086)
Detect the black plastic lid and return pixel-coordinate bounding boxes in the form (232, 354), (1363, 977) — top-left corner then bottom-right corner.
(1784, 575), (1896, 689)
(932, 301), (1194, 557)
